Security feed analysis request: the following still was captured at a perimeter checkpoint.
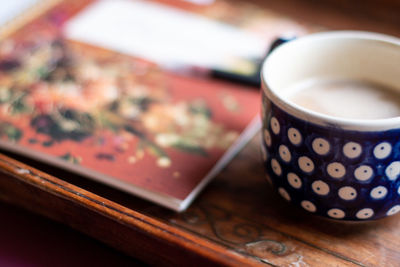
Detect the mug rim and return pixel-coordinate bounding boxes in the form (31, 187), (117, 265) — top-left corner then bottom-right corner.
(261, 30), (400, 131)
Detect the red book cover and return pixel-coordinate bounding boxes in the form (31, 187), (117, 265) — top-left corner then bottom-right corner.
(0, 0), (308, 210)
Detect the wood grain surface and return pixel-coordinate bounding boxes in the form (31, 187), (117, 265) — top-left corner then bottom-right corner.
(1, 134), (399, 266)
(0, 1), (400, 266)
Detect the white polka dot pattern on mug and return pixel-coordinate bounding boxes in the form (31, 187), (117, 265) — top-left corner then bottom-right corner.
(271, 158), (282, 176)
(298, 156), (314, 173)
(370, 186), (388, 199)
(385, 161), (400, 181)
(279, 145), (291, 163)
(387, 205), (400, 216)
(356, 208), (374, 219)
(354, 165), (374, 181)
(327, 208), (345, 219)
(338, 186), (357, 200)
(261, 102), (400, 220)
(312, 138), (330, 155)
(327, 162), (346, 179)
(312, 180), (330, 196)
(287, 172), (302, 189)
(301, 200), (316, 213)
(287, 127), (302, 145)
(270, 117), (280, 135)
(343, 142), (362, 159)
(278, 187), (291, 201)
(373, 142), (392, 159)
(263, 129), (272, 147)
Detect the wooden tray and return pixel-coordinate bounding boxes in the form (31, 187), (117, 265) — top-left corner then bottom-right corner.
(1, 1), (400, 266)
(1, 134), (400, 266)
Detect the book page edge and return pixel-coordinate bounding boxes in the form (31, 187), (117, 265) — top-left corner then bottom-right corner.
(0, 0), (61, 40)
(177, 114), (261, 212)
(0, 115), (260, 212)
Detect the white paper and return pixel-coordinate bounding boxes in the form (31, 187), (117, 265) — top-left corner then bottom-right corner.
(64, 0), (265, 70)
(0, 0), (39, 25)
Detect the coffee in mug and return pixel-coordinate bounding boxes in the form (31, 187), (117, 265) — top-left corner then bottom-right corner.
(285, 79), (400, 120)
(261, 31), (400, 221)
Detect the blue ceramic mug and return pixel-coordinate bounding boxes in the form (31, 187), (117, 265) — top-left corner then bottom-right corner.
(261, 31), (400, 221)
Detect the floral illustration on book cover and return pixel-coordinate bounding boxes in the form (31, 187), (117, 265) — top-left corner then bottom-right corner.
(0, 0), (266, 201)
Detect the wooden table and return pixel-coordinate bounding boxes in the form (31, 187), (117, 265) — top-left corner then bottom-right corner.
(1, 133), (399, 266)
(0, 1), (400, 266)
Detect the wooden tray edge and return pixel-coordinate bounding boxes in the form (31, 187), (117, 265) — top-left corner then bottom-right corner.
(0, 153), (259, 266)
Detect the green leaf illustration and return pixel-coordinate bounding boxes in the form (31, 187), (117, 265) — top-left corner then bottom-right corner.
(172, 141), (208, 156)
(31, 108), (95, 142)
(59, 152), (81, 164)
(0, 123), (22, 142)
(189, 101), (212, 118)
(10, 92), (31, 115)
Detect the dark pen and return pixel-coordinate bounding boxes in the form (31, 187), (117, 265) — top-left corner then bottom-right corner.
(211, 37), (295, 88)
